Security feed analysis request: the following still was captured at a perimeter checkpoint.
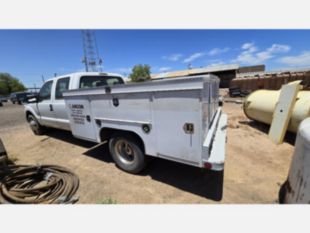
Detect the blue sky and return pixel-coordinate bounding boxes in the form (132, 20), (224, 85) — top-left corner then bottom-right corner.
(1, 30), (310, 87)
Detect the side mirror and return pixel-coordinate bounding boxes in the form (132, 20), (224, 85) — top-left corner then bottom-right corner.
(27, 97), (37, 104)
(26, 93), (39, 103)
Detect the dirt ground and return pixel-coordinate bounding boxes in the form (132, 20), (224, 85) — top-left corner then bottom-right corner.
(0, 97), (294, 204)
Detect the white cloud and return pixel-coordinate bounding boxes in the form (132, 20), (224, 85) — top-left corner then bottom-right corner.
(162, 53), (183, 61)
(278, 51), (310, 67)
(208, 47), (230, 56)
(242, 42), (255, 50)
(183, 52), (205, 63)
(233, 43), (291, 65)
(268, 44), (290, 53)
(158, 67), (171, 72)
(241, 42), (258, 53)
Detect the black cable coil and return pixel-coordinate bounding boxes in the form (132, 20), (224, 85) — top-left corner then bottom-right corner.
(0, 165), (79, 204)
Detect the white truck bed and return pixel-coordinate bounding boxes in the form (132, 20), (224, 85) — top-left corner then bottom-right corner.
(63, 75), (227, 170)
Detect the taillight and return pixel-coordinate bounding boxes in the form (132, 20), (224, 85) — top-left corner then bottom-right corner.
(204, 162), (212, 169)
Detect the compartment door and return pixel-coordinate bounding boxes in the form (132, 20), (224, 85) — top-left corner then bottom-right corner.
(65, 98), (97, 141)
(153, 91), (201, 165)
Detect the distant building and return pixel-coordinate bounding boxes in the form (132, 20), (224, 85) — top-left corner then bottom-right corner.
(237, 65), (265, 74)
(151, 64), (265, 88)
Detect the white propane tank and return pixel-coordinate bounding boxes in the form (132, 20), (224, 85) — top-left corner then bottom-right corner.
(243, 90), (310, 133)
(280, 117), (310, 203)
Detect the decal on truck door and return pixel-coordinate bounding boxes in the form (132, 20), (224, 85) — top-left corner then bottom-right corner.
(66, 100), (97, 141)
(69, 104), (85, 125)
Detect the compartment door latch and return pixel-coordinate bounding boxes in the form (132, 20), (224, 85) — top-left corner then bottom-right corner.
(183, 123), (194, 134)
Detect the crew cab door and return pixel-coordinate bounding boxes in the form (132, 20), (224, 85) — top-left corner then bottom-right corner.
(53, 76), (71, 130)
(37, 80), (58, 127)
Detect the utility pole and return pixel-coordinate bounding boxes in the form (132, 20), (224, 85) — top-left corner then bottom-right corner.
(81, 30), (103, 72)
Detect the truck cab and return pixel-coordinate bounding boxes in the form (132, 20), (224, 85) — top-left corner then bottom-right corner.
(25, 72), (125, 132)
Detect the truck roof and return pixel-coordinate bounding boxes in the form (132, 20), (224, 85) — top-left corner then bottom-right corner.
(45, 72), (125, 82)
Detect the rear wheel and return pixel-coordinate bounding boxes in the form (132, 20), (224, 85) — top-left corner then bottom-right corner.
(109, 133), (146, 174)
(27, 114), (45, 135)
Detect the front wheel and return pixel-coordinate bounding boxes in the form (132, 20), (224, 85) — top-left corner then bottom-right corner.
(27, 114), (45, 135)
(109, 133), (146, 174)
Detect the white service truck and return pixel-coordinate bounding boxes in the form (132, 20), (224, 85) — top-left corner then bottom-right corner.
(25, 72), (227, 174)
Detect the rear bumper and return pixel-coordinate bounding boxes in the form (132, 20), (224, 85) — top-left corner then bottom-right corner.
(202, 110), (228, 171)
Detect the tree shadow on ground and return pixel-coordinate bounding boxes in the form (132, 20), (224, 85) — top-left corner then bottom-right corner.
(44, 128), (224, 202)
(238, 120), (296, 146)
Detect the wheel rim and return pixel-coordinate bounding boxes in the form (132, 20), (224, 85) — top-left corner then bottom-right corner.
(115, 139), (135, 165)
(28, 116), (39, 133)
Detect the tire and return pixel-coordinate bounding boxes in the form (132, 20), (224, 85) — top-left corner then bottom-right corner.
(27, 114), (45, 135)
(109, 133), (146, 174)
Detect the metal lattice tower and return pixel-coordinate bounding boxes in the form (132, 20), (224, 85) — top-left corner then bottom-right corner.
(81, 30), (103, 72)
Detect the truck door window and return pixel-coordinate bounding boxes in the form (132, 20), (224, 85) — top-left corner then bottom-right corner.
(79, 76), (124, 89)
(55, 77), (70, 99)
(38, 81), (53, 101)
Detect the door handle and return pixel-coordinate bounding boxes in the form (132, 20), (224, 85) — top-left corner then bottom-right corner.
(49, 104), (53, 111)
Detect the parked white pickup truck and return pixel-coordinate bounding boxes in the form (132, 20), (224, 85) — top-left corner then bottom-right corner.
(25, 72), (227, 174)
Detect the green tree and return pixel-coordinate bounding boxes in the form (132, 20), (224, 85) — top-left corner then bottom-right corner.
(129, 64), (151, 82)
(0, 73), (26, 96)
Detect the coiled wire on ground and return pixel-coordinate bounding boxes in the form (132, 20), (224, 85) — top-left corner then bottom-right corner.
(0, 165), (79, 204)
